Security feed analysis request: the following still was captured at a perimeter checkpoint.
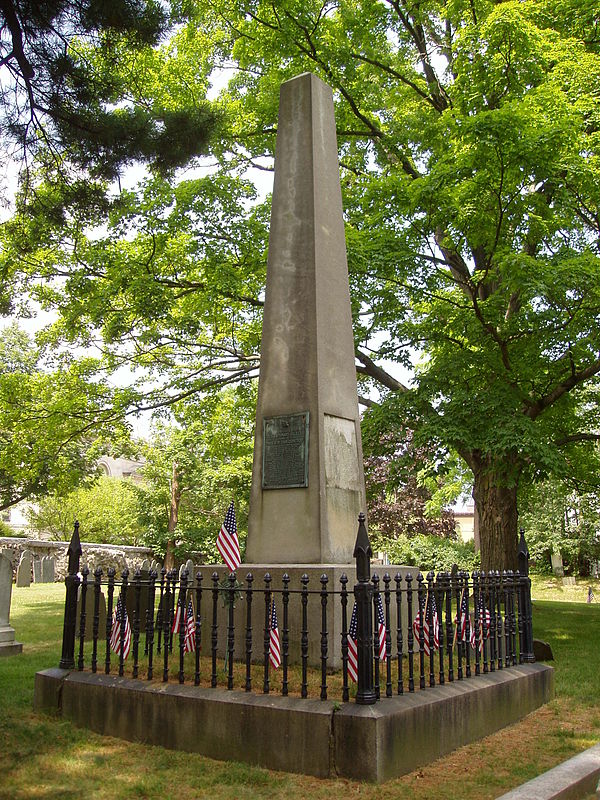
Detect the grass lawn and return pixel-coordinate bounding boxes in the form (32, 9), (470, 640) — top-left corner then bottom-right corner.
(1, 580), (599, 799)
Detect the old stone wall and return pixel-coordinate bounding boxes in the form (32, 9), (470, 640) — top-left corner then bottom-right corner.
(0, 538), (155, 581)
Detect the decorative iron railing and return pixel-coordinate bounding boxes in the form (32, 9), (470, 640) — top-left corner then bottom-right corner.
(58, 515), (535, 704)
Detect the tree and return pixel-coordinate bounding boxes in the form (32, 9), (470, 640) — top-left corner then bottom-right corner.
(0, 0), (218, 192)
(28, 475), (144, 543)
(4, 0), (600, 569)
(135, 385), (254, 565)
(0, 323), (132, 510)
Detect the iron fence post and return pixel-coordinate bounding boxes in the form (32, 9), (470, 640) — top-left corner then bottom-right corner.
(59, 521), (82, 670)
(353, 513), (376, 705)
(518, 528), (535, 662)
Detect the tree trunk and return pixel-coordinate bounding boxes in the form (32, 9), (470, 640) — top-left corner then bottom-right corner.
(164, 461), (181, 571)
(470, 454), (520, 571)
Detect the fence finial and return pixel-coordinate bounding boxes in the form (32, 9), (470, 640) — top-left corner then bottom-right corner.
(353, 512), (372, 583)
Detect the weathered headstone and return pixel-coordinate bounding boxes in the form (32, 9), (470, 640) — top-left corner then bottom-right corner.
(42, 556), (55, 583)
(32, 558), (42, 583)
(247, 72), (366, 565)
(533, 639), (554, 661)
(16, 551), (32, 587)
(551, 552), (564, 577)
(0, 553), (22, 656)
(139, 559), (150, 572)
(563, 576), (576, 586)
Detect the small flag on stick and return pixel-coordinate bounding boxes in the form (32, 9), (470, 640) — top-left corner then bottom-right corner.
(268, 599), (281, 669)
(110, 596), (132, 660)
(470, 597), (491, 652)
(217, 501), (241, 572)
(412, 592), (440, 655)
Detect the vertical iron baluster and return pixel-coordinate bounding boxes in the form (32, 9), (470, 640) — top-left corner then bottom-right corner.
(489, 570), (496, 672)
(244, 573), (253, 691)
(169, 569), (179, 653)
(416, 573), (426, 690)
(162, 570), (171, 683)
(516, 571), (525, 664)
(495, 571), (503, 670)
(156, 567), (165, 654)
(395, 573), (403, 695)
(227, 572), (235, 690)
(372, 574), (381, 700)
(508, 570), (517, 666)
(340, 573), (350, 702)
(463, 572), (471, 678)
(147, 569), (156, 681)
(118, 569), (129, 677)
(444, 572), (453, 683)
(427, 571), (436, 688)
(91, 567), (102, 674)
(59, 522), (82, 671)
(282, 573), (290, 696)
(132, 569), (141, 679)
(503, 571), (511, 667)
(436, 573), (445, 686)
(77, 566), (89, 671)
(353, 513), (375, 705)
(454, 570), (463, 680)
(472, 571), (481, 675)
(105, 567), (115, 675)
(481, 572), (489, 674)
(518, 529), (535, 662)
(406, 573), (414, 692)
(263, 573), (272, 694)
(211, 572), (219, 687)
(383, 574), (392, 697)
(179, 569), (189, 685)
(194, 571), (203, 686)
(320, 574), (328, 700)
(300, 573), (309, 699)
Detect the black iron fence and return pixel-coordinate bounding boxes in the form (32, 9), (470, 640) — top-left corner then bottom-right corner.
(58, 515), (535, 704)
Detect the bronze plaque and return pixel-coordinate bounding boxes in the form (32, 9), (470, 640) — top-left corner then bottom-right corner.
(262, 412), (309, 489)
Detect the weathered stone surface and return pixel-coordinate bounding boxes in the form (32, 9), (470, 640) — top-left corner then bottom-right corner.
(0, 537), (154, 581)
(0, 553), (22, 656)
(247, 73), (366, 565)
(42, 556), (55, 583)
(34, 663), (554, 781)
(16, 551), (32, 587)
(32, 558), (42, 583)
(496, 741), (600, 800)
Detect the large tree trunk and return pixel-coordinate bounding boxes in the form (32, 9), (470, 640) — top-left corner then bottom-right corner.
(163, 461), (181, 571)
(470, 453), (521, 571)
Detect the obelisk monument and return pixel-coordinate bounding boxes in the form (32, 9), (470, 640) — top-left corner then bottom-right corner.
(246, 72), (366, 564)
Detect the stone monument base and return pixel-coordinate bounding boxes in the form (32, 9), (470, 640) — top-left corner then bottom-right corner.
(34, 663), (554, 781)
(0, 624), (23, 657)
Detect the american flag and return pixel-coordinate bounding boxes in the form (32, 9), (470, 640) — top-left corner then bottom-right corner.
(346, 598), (386, 683)
(183, 599), (196, 654)
(375, 593), (387, 662)
(110, 596), (131, 660)
(470, 597), (491, 652)
(216, 501), (241, 572)
(412, 591), (440, 656)
(347, 603), (358, 682)
(456, 590), (469, 642)
(268, 599), (281, 669)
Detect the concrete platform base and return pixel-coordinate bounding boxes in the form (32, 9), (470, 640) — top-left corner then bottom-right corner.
(0, 640), (23, 656)
(34, 663), (553, 782)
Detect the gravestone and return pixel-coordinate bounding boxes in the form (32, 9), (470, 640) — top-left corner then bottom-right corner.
(32, 558), (42, 583)
(42, 556), (55, 583)
(246, 72), (366, 565)
(0, 553), (22, 656)
(551, 552), (564, 577)
(139, 559), (150, 573)
(16, 551), (32, 587)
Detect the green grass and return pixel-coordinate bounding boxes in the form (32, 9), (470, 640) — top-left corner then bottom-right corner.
(1, 582), (599, 799)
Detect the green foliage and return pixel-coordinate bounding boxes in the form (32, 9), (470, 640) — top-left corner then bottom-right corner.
(28, 476), (144, 544)
(520, 479), (600, 576)
(0, 324), (132, 511)
(371, 532), (479, 573)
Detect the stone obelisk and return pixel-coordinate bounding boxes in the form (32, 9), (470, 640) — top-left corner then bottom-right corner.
(246, 73), (366, 564)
